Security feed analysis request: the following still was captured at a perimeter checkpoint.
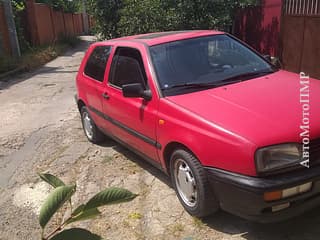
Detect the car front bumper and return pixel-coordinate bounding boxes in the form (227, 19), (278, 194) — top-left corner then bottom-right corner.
(205, 166), (320, 223)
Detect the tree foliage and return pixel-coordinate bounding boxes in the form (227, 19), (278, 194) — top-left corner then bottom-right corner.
(86, 0), (256, 39)
(86, 0), (123, 39)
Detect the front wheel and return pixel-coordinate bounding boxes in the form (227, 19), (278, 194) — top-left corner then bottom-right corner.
(80, 106), (105, 144)
(170, 149), (219, 217)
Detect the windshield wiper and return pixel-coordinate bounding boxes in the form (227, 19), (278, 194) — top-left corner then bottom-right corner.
(221, 70), (274, 82)
(162, 80), (242, 91)
(162, 70), (274, 91)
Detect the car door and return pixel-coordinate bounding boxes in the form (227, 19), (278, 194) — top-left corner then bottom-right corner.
(82, 45), (113, 129)
(102, 45), (160, 162)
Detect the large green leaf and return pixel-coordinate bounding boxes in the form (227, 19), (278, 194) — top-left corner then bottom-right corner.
(50, 228), (102, 240)
(66, 207), (101, 225)
(71, 204), (85, 217)
(39, 185), (76, 228)
(83, 187), (137, 211)
(39, 173), (65, 188)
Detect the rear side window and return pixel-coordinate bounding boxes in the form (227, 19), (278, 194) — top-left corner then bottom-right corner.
(84, 46), (111, 82)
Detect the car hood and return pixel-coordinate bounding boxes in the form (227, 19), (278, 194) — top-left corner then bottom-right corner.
(166, 70), (320, 146)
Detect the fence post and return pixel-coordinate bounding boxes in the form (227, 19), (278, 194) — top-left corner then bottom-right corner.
(2, 0), (20, 57)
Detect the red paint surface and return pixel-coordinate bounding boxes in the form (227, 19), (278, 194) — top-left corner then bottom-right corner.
(77, 31), (320, 177)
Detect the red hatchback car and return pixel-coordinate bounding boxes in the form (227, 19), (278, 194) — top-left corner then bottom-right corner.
(76, 30), (320, 222)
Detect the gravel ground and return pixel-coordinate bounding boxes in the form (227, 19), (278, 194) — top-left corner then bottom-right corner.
(1, 36), (320, 240)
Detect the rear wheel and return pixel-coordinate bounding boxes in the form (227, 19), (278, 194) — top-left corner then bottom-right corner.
(170, 149), (219, 217)
(80, 106), (105, 143)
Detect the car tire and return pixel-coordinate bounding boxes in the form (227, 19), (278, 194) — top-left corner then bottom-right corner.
(80, 106), (105, 144)
(170, 149), (219, 217)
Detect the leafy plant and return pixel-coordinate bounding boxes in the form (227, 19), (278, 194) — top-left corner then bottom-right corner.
(86, 0), (257, 39)
(38, 173), (137, 240)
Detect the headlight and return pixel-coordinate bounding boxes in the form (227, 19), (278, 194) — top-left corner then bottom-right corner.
(255, 143), (302, 174)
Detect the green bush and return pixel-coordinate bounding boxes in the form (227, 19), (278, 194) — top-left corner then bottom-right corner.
(86, 0), (256, 39)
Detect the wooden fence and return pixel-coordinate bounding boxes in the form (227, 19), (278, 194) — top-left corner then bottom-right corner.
(234, 0), (282, 57)
(281, 0), (320, 79)
(0, 0), (94, 56)
(25, 0), (89, 45)
(0, 3), (11, 56)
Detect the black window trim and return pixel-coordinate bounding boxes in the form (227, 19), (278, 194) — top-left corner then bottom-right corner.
(83, 45), (112, 83)
(108, 46), (149, 91)
(108, 54), (122, 90)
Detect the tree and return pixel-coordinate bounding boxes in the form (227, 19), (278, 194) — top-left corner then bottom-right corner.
(118, 0), (178, 36)
(87, 0), (256, 39)
(85, 0), (122, 39)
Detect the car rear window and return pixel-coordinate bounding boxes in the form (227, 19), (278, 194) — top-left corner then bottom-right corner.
(84, 46), (111, 82)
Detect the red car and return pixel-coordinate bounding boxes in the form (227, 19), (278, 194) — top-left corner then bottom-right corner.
(76, 30), (320, 222)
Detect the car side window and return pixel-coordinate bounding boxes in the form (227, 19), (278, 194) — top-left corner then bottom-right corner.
(84, 46), (111, 82)
(109, 47), (147, 89)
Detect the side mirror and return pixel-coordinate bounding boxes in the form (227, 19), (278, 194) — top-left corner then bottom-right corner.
(263, 54), (272, 62)
(122, 83), (152, 101)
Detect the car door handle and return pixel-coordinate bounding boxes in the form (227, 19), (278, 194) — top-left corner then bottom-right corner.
(102, 92), (110, 100)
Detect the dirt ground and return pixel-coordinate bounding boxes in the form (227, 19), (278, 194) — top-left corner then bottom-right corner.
(1, 37), (320, 240)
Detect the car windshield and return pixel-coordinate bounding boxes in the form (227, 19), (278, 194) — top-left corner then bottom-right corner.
(150, 34), (276, 96)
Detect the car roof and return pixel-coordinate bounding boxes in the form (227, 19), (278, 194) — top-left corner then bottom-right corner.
(103, 30), (225, 46)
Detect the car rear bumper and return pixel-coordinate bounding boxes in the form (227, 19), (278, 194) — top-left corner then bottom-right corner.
(205, 166), (320, 223)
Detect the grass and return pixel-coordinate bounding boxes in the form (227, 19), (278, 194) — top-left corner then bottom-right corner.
(0, 36), (81, 76)
(168, 223), (185, 236)
(102, 155), (113, 164)
(128, 212), (143, 220)
(192, 217), (205, 229)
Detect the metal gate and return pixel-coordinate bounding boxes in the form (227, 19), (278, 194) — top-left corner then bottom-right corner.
(281, 0), (320, 79)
